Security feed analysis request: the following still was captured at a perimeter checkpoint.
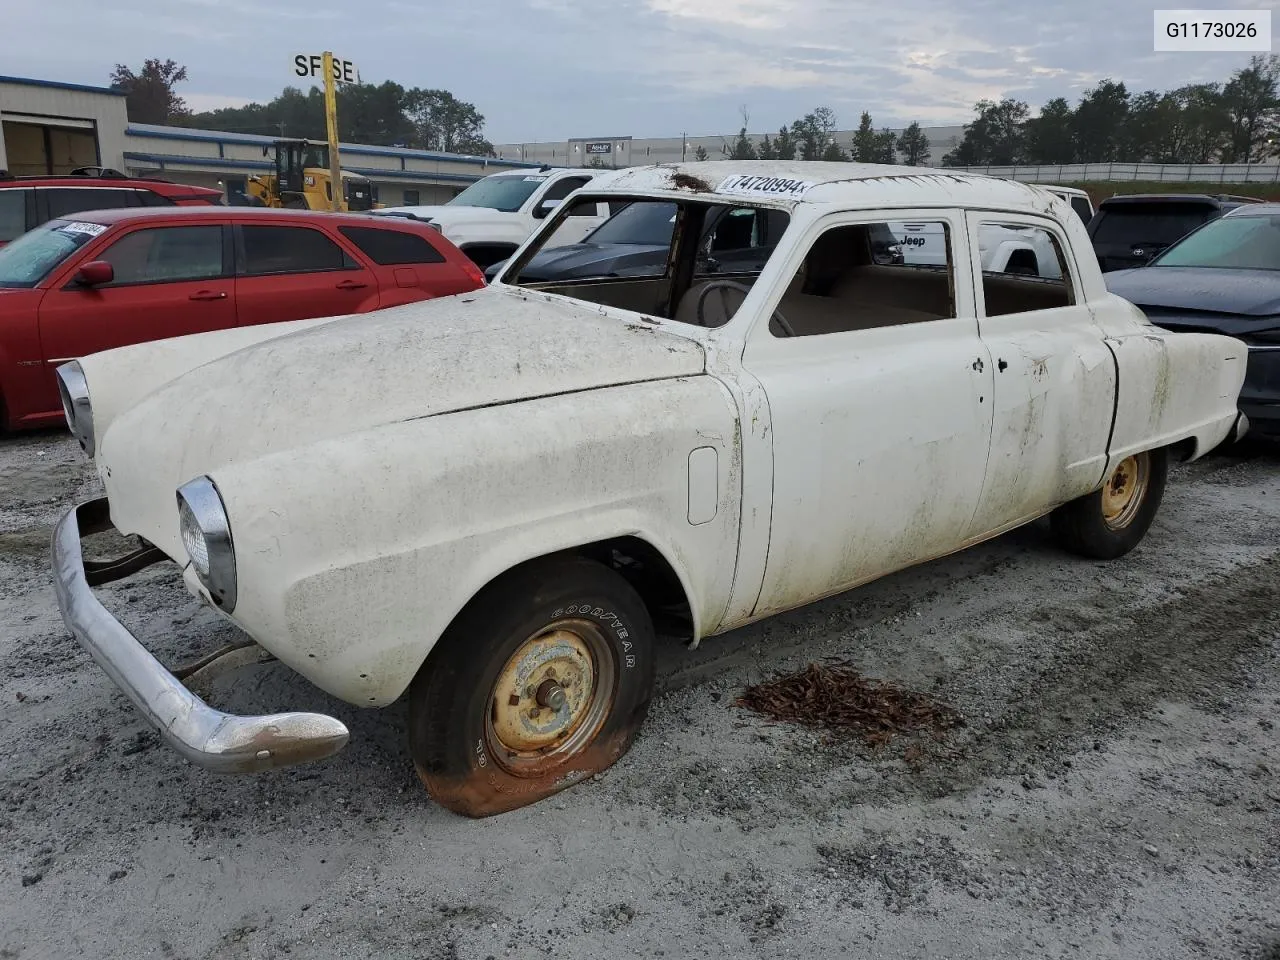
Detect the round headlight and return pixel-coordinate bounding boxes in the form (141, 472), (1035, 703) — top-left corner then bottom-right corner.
(55, 361), (95, 456)
(176, 476), (237, 612)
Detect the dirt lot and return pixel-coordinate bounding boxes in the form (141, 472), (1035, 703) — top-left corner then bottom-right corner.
(1, 430), (1277, 960)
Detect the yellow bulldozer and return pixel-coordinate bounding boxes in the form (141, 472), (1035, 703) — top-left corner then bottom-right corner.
(244, 139), (377, 212)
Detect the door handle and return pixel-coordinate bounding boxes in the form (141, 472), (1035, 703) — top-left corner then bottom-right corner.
(335, 279), (369, 290)
(189, 290), (227, 301)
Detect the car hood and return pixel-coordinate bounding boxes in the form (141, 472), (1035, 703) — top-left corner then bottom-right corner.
(1105, 267), (1280, 318)
(384, 205), (511, 226)
(98, 286), (705, 542)
(514, 242), (669, 281)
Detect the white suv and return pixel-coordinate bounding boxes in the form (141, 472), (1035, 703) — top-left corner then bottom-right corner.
(376, 167), (610, 269)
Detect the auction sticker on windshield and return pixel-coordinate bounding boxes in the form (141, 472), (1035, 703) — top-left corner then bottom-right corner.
(57, 222), (108, 237)
(717, 175), (814, 200)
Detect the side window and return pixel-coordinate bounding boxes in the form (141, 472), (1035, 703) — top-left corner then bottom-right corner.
(977, 221), (1074, 317)
(240, 225), (354, 276)
(338, 226), (445, 265)
(773, 219), (956, 338)
(1070, 196), (1093, 225)
(0, 189), (30, 242)
(98, 226), (225, 285)
(44, 188), (138, 219)
(542, 177), (593, 215)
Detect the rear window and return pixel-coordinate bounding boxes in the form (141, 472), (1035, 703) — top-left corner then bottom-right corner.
(241, 225), (354, 275)
(0, 189), (29, 242)
(1092, 204), (1212, 247)
(338, 226), (445, 265)
(43, 187), (139, 219)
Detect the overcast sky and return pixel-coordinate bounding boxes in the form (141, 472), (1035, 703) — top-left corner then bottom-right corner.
(2, 0), (1272, 143)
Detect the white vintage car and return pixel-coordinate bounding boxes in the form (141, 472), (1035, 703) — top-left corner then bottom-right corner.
(52, 162), (1249, 818)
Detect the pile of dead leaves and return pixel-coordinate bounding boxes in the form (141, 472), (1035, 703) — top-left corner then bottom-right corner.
(736, 662), (964, 746)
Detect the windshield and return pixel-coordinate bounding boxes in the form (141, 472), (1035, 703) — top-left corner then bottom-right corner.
(1153, 214), (1280, 270)
(0, 219), (103, 288)
(1092, 205), (1210, 247)
(586, 202), (678, 245)
(447, 175), (546, 212)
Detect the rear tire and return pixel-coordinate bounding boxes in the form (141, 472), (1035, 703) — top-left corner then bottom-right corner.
(1051, 448), (1167, 560)
(408, 556), (655, 818)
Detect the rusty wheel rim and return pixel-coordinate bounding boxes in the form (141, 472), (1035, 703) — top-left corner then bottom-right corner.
(1101, 453), (1149, 530)
(485, 619), (615, 777)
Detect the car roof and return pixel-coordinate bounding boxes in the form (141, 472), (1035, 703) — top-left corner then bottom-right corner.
(582, 161), (1065, 213)
(1098, 193), (1236, 208)
(0, 174), (220, 196)
(1224, 202), (1280, 217)
(49, 206), (426, 227)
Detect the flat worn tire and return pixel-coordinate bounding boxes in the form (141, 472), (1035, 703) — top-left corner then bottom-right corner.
(408, 556), (655, 818)
(1051, 447), (1168, 560)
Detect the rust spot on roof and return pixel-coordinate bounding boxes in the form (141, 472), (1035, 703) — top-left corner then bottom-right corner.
(669, 172), (713, 192)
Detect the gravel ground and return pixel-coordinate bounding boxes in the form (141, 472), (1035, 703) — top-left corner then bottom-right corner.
(1, 430), (1277, 960)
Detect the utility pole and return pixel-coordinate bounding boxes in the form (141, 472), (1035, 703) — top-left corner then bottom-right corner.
(321, 51), (342, 212)
(681, 132), (687, 162)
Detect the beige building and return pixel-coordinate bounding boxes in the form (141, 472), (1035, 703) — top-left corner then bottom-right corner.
(0, 73), (536, 206)
(0, 75), (129, 176)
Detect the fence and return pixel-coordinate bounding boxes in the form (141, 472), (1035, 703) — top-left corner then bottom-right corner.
(954, 162), (1280, 184)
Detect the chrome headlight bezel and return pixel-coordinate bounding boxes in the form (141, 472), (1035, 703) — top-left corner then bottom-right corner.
(176, 476), (237, 612)
(55, 361), (95, 457)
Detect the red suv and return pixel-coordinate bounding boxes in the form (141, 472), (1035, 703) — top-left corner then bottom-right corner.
(0, 166), (224, 247)
(0, 207), (487, 431)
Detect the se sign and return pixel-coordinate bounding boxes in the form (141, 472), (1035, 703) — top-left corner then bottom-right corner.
(293, 54), (359, 84)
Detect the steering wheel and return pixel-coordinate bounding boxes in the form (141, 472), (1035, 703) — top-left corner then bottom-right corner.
(694, 280), (796, 337)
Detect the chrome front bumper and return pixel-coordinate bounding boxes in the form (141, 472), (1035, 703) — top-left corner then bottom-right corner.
(52, 498), (349, 773)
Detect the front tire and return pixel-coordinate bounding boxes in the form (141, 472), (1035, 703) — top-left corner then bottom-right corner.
(408, 556), (655, 818)
(1051, 448), (1168, 560)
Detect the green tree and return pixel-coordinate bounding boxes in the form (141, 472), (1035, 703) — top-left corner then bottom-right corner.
(1178, 83), (1229, 162)
(852, 111), (876, 162)
(873, 128), (896, 163)
(1220, 54), (1280, 162)
(791, 106), (838, 160)
(942, 99), (1029, 165)
(110, 59), (190, 124)
(1072, 79), (1130, 161)
(731, 127), (757, 160)
(757, 132), (778, 160)
(1022, 97), (1075, 163)
(404, 88), (493, 155)
(773, 125), (796, 160)
(896, 122), (930, 165)
(693, 144), (709, 161)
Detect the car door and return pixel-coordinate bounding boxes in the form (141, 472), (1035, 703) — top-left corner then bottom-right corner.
(336, 223), (481, 308)
(963, 211), (1116, 539)
(34, 221), (235, 410)
(233, 221), (378, 325)
(740, 209), (995, 619)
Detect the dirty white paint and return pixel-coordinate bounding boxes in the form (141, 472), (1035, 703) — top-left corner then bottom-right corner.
(77, 160), (1248, 710)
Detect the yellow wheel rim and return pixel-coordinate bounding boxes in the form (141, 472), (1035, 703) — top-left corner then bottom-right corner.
(485, 619), (614, 777)
(1101, 453), (1150, 531)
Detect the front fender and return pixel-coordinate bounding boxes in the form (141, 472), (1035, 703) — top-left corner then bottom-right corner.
(79, 316), (345, 444)
(205, 377), (742, 707)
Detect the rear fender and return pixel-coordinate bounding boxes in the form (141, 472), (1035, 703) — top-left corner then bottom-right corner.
(1104, 329), (1248, 469)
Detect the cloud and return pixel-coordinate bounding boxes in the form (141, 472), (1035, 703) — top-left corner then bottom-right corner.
(0, 0), (1267, 142)
(182, 93), (253, 113)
